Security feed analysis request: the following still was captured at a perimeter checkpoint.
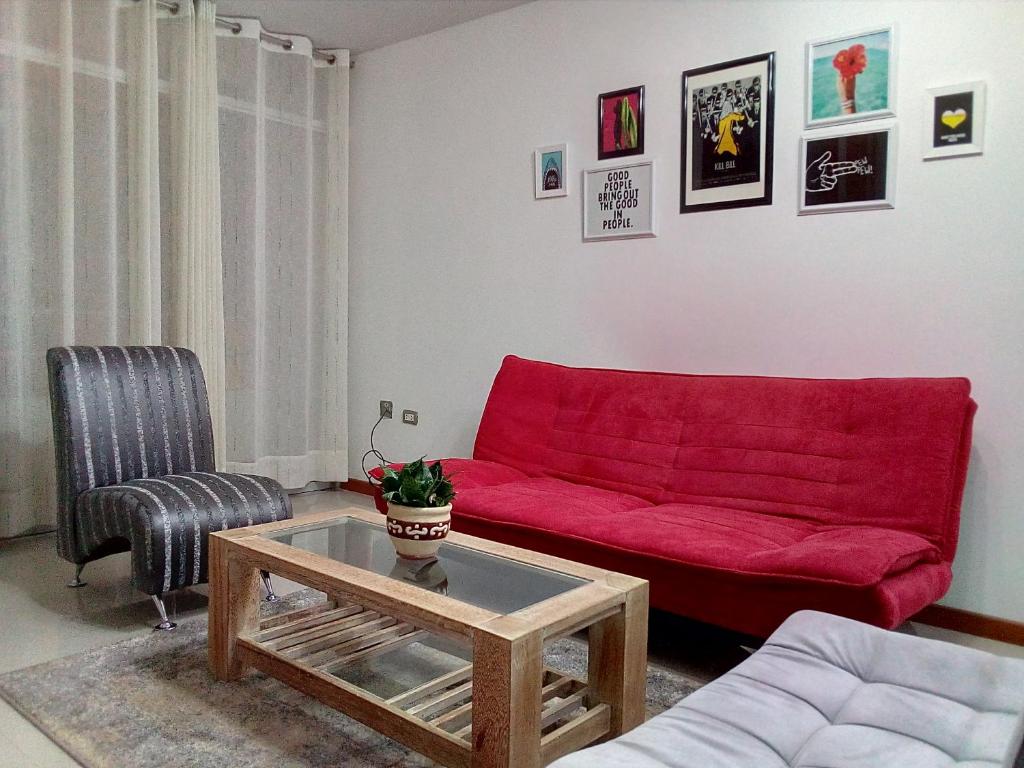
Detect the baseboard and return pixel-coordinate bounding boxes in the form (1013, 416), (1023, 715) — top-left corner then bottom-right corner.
(914, 604), (1024, 646)
(341, 478), (376, 496)
(339, 477), (1023, 646)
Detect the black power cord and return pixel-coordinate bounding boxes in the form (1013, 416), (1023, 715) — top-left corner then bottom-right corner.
(360, 412), (391, 483)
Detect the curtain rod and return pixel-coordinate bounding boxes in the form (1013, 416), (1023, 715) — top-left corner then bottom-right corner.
(150, 0), (344, 66)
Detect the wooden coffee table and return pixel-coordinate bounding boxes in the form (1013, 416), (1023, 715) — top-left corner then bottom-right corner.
(208, 507), (648, 768)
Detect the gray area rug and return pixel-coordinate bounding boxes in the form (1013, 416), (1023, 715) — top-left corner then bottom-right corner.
(0, 591), (701, 768)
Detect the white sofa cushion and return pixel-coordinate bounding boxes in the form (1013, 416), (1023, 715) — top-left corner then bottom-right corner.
(551, 610), (1024, 768)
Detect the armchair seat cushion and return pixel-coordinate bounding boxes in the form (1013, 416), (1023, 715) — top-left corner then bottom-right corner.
(75, 472), (290, 594)
(550, 610), (1024, 768)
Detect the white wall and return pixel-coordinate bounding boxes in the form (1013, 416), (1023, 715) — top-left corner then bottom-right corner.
(349, 0), (1024, 622)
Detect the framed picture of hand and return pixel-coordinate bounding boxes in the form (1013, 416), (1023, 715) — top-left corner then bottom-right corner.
(799, 125), (896, 214)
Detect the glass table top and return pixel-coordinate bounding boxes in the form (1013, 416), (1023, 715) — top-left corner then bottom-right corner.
(262, 516), (589, 615)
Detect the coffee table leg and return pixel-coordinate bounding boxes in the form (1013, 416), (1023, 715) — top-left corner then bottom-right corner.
(472, 626), (543, 768)
(587, 583), (649, 737)
(209, 536), (262, 681)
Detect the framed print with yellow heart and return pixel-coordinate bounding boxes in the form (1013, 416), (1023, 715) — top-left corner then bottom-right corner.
(923, 82), (986, 160)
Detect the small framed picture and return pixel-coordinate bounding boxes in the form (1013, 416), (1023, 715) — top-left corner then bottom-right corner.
(923, 82), (985, 160)
(534, 144), (568, 198)
(680, 52), (775, 213)
(806, 25), (896, 128)
(799, 125), (896, 214)
(583, 160), (656, 241)
(597, 86), (645, 160)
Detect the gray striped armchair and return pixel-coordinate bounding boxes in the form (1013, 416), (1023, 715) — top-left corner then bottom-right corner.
(47, 346), (292, 629)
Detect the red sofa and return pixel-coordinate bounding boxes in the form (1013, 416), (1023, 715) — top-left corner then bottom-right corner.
(385, 356), (977, 638)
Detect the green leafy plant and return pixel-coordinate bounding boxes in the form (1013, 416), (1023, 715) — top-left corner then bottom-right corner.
(378, 458), (455, 508)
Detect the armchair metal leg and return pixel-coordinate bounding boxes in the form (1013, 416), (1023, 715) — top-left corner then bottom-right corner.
(260, 570), (280, 603)
(151, 594), (177, 631)
(67, 564), (87, 588)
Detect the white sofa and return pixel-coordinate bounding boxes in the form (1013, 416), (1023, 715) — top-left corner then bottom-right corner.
(552, 611), (1024, 768)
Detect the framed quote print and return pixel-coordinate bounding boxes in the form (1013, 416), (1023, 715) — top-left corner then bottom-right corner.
(583, 161), (656, 241)
(923, 82), (986, 160)
(535, 144), (568, 198)
(806, 25), (896, 128)
(799, 124), (896, 214)
(597, 86), (645, 160)
(680, 52), (775, 214)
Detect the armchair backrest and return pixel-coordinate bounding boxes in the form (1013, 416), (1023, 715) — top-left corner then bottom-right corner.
(47, 346), (215, 559)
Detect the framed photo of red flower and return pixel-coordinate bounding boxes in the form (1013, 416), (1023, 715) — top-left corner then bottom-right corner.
(806, 26), (896, 128)
(598, 86), (645, 160)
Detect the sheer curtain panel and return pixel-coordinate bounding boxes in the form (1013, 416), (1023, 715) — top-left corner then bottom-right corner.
(216, 21), (349, 488)
(161, 0), (228, 465)
(0, 0), (165, 537)
(0, 0), (228, 537)
(0, 3), (348, 538)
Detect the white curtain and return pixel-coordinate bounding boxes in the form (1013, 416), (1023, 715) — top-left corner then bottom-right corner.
(161, 0), (227, 465)
(0, 0), (226, 537)
(216, 21), (349, 489)
(0, 0), (157, 536)
(0, 2), (348, 537)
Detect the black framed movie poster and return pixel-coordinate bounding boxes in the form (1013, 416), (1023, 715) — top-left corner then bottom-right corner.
(799, 125), (895, 214)
(680, 52), (775, 214)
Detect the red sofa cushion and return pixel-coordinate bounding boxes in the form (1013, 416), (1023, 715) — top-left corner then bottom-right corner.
(429, 458), (528, 490)
(472, 356), (975, 561)
(451, 477), (651, 526)
(452, 489), (939, 588)
(368, 458), (526, 491)
(451, 507), (954, 636)
(367, 457), (527, 512)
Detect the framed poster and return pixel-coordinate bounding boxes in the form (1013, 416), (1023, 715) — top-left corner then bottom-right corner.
(806, 26), (896, 128)
(583, 161), (656, 241)
(535, 144), (568, 198)
(680, 52), (775, 214)
(597, 86), (645, 160)
(923, 82), (985, 160)
(799, 125), (896, 214)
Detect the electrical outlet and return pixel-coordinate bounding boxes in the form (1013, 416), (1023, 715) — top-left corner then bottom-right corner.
(379, 400), (393, 419)
(402, 409), (418, 426)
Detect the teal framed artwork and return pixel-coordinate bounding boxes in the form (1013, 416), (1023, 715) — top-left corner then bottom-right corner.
(806, 26), (896, 128)
(535, 144), (568, 198)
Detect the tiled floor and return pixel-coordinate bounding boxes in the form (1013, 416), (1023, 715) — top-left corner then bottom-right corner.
(0, 489), (370, 767)
(1, 489), (1021, 767)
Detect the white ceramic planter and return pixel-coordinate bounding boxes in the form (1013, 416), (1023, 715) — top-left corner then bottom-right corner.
(385, 502), (452, 560)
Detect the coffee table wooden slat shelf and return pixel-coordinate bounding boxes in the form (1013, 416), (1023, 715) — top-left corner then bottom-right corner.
(209, 507), (648, 768)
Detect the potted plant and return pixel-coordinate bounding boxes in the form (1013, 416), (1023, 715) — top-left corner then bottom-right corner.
(377, 458), (456, 560)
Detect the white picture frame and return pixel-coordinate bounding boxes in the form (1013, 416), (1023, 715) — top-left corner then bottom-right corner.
(583, 160), (656, 241)
(923, 82), (986, 160)
(535, 144), (568, 198)
(798, 124), (896, 215)
(805, 25), (896, 129)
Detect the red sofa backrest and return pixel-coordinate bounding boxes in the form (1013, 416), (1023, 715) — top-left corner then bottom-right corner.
(473, 356), (976, 561)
